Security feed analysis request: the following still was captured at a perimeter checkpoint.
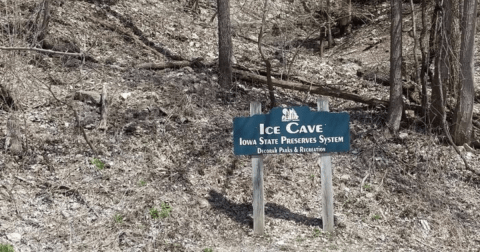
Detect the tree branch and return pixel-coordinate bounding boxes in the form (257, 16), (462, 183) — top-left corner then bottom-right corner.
(0, 46), (84, 57)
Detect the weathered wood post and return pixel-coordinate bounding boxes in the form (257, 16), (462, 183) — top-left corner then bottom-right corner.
(318, 97), (334, 232)
(250, 101), (265, 235)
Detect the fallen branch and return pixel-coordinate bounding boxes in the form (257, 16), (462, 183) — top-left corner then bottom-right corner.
(137, 61), (193, 70)
(0, 46), (84, 57)
(357, 69), (421, 105)
(233, 68), (389, 107)
(96, 6), (185, 61)
(89, 16), (164, 60)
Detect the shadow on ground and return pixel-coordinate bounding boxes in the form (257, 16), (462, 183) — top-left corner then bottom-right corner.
(208, 190), (323, 228)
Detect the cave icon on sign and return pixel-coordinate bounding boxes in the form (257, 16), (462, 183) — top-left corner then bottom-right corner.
(281, 108), (299, 122)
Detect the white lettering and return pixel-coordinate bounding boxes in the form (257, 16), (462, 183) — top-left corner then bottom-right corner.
(299, 147), (326, 153)
(280, 136), (317, 144)
(285, 122), (323, 134)
(257, 147), (278, 154)
(318, 135), (344, 144)
(260, 124), (280, 135)
(239, 138), (257, 146)
(299, 125), (307, 133)
(274, 126), (280, 134)
(259, 137), (279, 145)
(286, 122), (299, 134)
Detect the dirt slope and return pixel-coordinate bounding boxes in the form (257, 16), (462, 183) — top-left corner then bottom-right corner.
(0, 0), (480, 251)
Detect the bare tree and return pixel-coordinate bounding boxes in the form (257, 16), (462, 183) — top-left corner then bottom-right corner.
(217, 0), (233, 87)
(387, 0), (403, 134)
(419, 0), (430, 120)
(430, 0), (448, 128)
(410, 0), (420, 83)
(448, 0), (461, 102)
(326, 0), (334, 47)
(453, 0), (477, 145)
(338, 0), (352, 36)
(258, 0), (275, 108)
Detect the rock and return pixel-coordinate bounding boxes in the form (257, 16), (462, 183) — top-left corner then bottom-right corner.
(183, 66), (194, 73)
(193, 83), (203, 93)
(340, 174), (350, 181)
(7, 233), (21, 242)
(399, 132), (408, 140)
(197, 197), (210, 208)
(366, 193), (374, 198)
(71, 203), (81, 210)
(379, 234), (385, 241)
(120, 92), (132, 100)
(74, 91), (101, 106)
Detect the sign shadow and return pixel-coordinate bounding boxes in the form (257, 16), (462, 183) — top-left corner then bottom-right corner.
(208, 190), (324, 228)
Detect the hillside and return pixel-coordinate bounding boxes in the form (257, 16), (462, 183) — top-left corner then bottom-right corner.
(1, 0), (480, 251)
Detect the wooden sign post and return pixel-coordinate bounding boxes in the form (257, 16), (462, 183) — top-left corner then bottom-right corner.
(234, 98), (349, 234)
(318, 97), (334, 232)
(250, 102), (265, 235)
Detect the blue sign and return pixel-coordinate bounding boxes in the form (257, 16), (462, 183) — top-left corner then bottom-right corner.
(233, 106), (350, 155)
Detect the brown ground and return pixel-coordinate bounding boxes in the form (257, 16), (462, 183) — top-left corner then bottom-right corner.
(1, 0), (480, 251)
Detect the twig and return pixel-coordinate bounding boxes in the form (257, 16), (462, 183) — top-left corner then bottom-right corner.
(286, 27), (320, 78)
(98, 84), (108, 130)
(414, 238), (438, 250)
(15, 176), (35, 186)
(360, 173), (369, 193)
(378, 166), (389, 190)
(0, 46), (84, 57)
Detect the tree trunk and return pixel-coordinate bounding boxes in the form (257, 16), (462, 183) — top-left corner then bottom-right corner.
(217, 0), (233, 87)
(338, 0), (352, 36)
(319, 28), (325, 57)
(428, 3), (439, 73)
(327, 0), (334, 47)
(387, 0), (403, 134)
(430, 0), (448, 128)
(448, 0), (461, 103)
(410, 0), (420, 83)
(419, 0), (429, 120)
(453, 0), (477, 145)
(258, 0), (275, 108)
(5, 114), (23, 156)
(443, 0), (455, 100)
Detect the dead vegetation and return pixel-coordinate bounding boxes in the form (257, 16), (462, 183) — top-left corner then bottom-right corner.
(0, 0), (480, 251)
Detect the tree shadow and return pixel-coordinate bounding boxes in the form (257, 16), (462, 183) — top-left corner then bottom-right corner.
(208, 190), (323, 228)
